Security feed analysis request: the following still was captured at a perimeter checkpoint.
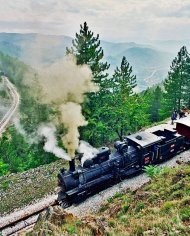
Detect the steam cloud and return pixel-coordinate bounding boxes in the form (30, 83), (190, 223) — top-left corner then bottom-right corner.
(38, 124), (71, 161)
(78, 141), (98, 166)
(39, 55), (98, 158)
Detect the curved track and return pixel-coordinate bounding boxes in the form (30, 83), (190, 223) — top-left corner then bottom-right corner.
(0, 76), (20, 134)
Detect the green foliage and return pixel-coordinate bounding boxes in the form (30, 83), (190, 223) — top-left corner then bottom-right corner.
(66, 21), (110, 85)
(66, 225), (76, 234)
(134, 202), (145, 213)
(143, 86), (164, 122)
(1, 24), (190, 177)
(161, 200), (178, 213)
(144, 165), (161, 178)
(0, 161), (9, 176)
(1, 180), (10, 190)
(163, 46), (190, 115)
(0, 126), (57, 174)
(111, 56), (137, 96)
(0, 52), (58, 175)
(180, 206), (190, 221)
(82, 55), (149, 144)
(122, 204), (130, 213)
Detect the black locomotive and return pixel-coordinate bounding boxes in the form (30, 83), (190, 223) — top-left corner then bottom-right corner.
(57, 123), (190, 208)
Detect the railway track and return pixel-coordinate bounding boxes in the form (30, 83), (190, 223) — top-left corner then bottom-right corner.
(1, 150), (190, 235)
(0, 76), (20, 134)
(0, 195), (57, 235)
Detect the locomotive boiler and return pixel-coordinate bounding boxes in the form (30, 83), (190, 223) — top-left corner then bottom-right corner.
(57, 118), (190, 207)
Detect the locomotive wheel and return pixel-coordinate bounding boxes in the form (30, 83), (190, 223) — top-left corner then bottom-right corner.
(60, 199), (71, 208)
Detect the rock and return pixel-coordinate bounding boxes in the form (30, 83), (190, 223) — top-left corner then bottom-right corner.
(31, 206), (106, 236)
(32, 206), (74, 236)
(176, 160), (183, 165)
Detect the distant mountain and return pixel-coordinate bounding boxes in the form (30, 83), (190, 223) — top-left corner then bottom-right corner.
(103, 45), (174, 90)
(0, 32), (187, 90)
(0, 33), (73, 66)
(147, 39), (190, 54)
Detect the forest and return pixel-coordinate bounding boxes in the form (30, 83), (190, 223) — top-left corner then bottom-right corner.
(0, 22), (190, 176)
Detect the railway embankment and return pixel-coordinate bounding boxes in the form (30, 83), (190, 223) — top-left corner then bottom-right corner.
(1, 149), (189, 235)
(1, 120), (190, 235)
(31, 161), (190, 236)
(0, 159), (66, 216)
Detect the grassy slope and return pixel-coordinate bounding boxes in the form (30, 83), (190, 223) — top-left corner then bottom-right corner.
(95, 164), (190, 235)
(0, 159), (67, 215)
(31, 163), (190, 236)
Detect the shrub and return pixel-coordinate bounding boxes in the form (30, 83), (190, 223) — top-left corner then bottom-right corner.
(66, 225), (76, 234)
(135, 202), (145, 213)
(161, 201), (178, 213)
(180, 207), (190, 221)
(144, 165), (161, 178)
(114, 192), (123, 198)
(0, 161), (9, 176)
(122, 204), (130, 213)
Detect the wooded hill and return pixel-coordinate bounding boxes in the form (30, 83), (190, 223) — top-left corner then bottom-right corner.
(0, 22), (190, 176)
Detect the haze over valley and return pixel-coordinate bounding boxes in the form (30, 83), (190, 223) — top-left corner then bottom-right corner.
(0, 32), (189, 90)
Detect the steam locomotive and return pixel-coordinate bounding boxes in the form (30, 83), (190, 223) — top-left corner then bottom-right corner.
(57, 118), (190, 207)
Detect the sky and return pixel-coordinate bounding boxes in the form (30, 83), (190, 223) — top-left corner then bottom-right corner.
(0, 0), (190, 42)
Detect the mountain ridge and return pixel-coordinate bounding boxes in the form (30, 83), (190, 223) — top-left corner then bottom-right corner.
(0, 32), (188, 90)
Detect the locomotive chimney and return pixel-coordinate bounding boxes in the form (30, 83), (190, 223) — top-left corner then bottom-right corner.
(69, 159), (75, 172)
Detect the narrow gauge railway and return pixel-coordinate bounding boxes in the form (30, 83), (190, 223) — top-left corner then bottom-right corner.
(57, 117), (190, 207)
(0, 195), (57, 236)
(0, 118), (190, 236)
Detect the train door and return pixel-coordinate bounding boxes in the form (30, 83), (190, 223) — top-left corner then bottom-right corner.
(142, 145), (154, 166)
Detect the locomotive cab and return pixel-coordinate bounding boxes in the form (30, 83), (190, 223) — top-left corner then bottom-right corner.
(126, 131), (162, 166)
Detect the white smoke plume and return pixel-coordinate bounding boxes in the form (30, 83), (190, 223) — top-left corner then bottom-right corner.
(12, 117), (38, 145)
(38, 55), (99, 158)
(38, 124), (71, 161)
(78, 140), (98, 166)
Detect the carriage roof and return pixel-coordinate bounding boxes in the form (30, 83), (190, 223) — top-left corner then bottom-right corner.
(126, 131), (162, 148)
(175, 116), (190, 128)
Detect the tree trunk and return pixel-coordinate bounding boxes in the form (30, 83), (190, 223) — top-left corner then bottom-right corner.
(116, 129), (123, 141)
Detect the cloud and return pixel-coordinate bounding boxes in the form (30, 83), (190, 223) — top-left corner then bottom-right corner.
(0, 0), (189, 41)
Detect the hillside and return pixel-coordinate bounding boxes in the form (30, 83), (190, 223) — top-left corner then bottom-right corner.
(0, 33), (73, 66)
(0, 32), (179, 90)
(105, 46), (173, 90)
(31, 163), (190, 236)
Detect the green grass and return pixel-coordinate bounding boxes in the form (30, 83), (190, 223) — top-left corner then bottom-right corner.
(29, 164), (190, 236)
(0, 159), (67, 215)
(29, 163), (190, 236)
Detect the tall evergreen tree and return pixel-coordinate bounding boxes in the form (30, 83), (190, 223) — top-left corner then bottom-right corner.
(184, 55), (190, 108)
(66, 22), (110, 85)
(147, 86), (163, 122)
(111, 56), (137, 95)
(66, 22), (110, 144)
(164, 46), (189, 113)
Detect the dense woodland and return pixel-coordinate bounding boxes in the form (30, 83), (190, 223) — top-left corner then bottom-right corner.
(1, 22), (190, 175)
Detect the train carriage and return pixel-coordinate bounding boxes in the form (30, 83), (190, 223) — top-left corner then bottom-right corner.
(175, 117), (190, 146)
(57, 118), (190, 207)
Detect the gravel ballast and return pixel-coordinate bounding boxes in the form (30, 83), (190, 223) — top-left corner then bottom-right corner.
(68, 149), (190, 217)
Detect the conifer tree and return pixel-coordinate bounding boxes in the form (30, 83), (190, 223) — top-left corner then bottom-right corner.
(164, 46), (189, 113)
(66, 22), (110, 85)
(150, 86), (163, 122)
(184, 55), (190, 108)
(111, 56), (137, 95)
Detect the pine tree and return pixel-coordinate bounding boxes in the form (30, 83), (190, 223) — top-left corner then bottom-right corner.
(184, 55), (190, 108)
(164, 46), (189, 113)
(66, 22), (110, 85)
(111, 56), (137, 95)
(150, 86), (163, 122)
